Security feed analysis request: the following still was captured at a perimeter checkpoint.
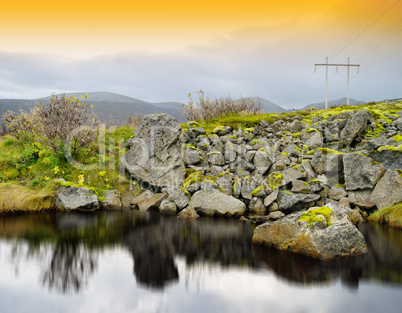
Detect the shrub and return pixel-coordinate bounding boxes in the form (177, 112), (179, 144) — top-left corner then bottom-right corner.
(126, 114), (143, 128)
(182, 90), (263, 122)
(2, 107), (42, 144)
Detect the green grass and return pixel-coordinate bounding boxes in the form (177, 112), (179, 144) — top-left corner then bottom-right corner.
(368, 203), (402, 229)
(0, 125), (141, 212)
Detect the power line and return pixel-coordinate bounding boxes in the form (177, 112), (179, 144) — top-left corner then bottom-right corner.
(331, 0), (401, 59)
(355, 27), (402, 61)
(360, 46), (402, 72)
(329, 0), (390, 59)
(350, 18), (402, 58)
(290, 71), (315, 99)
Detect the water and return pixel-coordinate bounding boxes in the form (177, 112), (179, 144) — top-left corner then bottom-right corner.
(0, 211), (401, 313)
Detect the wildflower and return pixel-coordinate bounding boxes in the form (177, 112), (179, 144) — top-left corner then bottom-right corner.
(53, 166), (60, 174)
(78, 174), (85, 185)
(99, 171), (106, 177)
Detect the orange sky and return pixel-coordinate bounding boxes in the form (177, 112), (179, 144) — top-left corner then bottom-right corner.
(1, 0), (400, 57)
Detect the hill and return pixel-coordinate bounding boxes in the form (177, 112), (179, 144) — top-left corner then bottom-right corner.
(0, 92), (184, 125)
(301, 97), (365, 110)
(251, 97), (287, 113)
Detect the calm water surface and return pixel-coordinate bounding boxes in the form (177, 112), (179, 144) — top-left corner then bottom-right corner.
(0, 211), (401, 313)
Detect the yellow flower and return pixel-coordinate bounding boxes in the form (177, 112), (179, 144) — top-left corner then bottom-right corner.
(44, 176), (49, 181)
(53, 166), (60, 174)
(78, 174), (85, 185)
(99, 171), (106, 177)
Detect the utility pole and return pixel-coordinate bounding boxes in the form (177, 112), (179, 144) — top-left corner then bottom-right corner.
(315, 57), (360, 109)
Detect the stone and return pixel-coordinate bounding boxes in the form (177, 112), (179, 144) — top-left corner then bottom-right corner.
(340, 109), (371, 146)
(183, 148), (202, 165)
(55, 187), (99, 211)
(207, 151), (225, 166)
(308, 179), (325, 192)
(291, 180), (311, 193)
(370, 170), (402, 210)
(311, 148), (343, 175)
(159, 199), (177, 215)
(253, 150), (272, 175)
(396, 118), (402, 131)
(343, 153), (385, 191)
(281, 167), (306, 185)
(300, 129), (324, 149)
(268, 202), (279, 212)
(252, 204), (368, 260)
(189, 190), (246, 217)
(289, 120), (304, 133)
(121, 190), (135, 208)
(368, 150), (402, 171)
(121, 113), (186, 189)
(168, 187), (189, 209)
(101, 190), (122, 209)
(277, 191), (320, 214)
(264, 189), (279, 207)
(138, 193), (167, 211)
(248, 197), (266, 215)
(267, 211), (285, 221)
(177, 206), (199, 220)
(328, 185), (348, 200)
(348, 189), (376, 209)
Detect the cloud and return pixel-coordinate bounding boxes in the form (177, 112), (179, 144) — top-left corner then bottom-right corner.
(0, 25), (401, 108)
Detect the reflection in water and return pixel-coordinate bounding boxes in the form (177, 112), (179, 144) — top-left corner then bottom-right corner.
(41, 241), (98, 294)
(0, 211), (402, 295)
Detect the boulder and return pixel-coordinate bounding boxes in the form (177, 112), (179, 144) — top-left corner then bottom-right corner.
(207, 151), (225, 166)
(183, 147), (202, 165)
(159, 199), (177, 215)
(340, 109), (371, 146)
(328, 185), (348, 200)
(55, 187), (99, 211)
(300, 129), (324, 149)
(370, 170), (402, 210)
(168, 187), (189, 209)
(177, 206), (199, 220)
(248, 197), (266, 215)
(253, 149), (272, 175)
(368, 150), (402, 171)
(311, 148), (343, 174)
(189, 190), (246, 217)
(101, 190), (122, 209)
(264, 189), (279, 207)
(277, 191), (320, 214)
(348, 189), (376, 209)
(121, 113), (186, 189)
(343, 153), (385, 190)
(252, 205), (368, 260)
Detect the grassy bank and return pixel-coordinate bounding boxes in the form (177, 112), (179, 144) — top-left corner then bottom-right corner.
(368, 204), (402, 229)
(0, 125), (140, 212)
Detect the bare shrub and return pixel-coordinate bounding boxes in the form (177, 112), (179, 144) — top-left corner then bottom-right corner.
(37, 94), (99, 157)
(2, 107), (42, 144)
(182, 90), (263, 122)
(126, 114), (144, 128)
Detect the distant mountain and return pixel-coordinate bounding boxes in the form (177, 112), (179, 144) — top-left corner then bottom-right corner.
(251, 97), (287, 113)
(301, 97), (365, 110)
(0, 92), (184, 125)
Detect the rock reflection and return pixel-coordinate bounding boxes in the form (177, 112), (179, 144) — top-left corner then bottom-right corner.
(41, 241), (98, 294)
(1, 212), (402, 294)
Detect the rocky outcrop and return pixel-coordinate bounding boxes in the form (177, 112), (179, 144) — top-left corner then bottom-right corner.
(343, 153), (385, 190)
(370, 170), (402, 210)
(55, 187), (99, 211)
(252, 205), (368, 260)
(368, 150), (402, 170)
(340, 109), (371, 146)
(121, 113), (186, 189)
(101, 190), (122, 209)
(189, 190), (246, 217)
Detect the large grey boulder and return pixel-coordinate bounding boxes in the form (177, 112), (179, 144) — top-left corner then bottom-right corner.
(343, 153), (385, 190)
(348, 189), (376, 209)
(370, 170), (402, 210)
(340, 109), (371, 146)
(311, 148), (343, 174)
(368, 150), (402, 170)
(300, 129), (323, 149)
(56, 187), (99, 211)
(121, 113), (185, 189)
(253, 149), (272, 175)
(252, 204), (368, 260)
(189, 190), (246, 217)
(277, 191), (320, 214)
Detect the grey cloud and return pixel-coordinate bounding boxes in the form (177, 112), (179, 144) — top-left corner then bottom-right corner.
(0, 26), (401, 107)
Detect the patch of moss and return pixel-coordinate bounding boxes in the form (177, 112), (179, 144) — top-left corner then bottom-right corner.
(305, 128), (319, 133)
(244, 127), (255, 132)
(251, 185), (264, 196)
(207, 151), (222, 155)
(317, 148), (343, 155)
(212, 125), (226, 134)
(265, 172), (284, 191)
(250, 139), (263, 146)
(232, 177), (241, 191)
(184, 143), (199, 150)
(188, 121), (200, 127)
(281, 152), (288, 156)
(298, 207), (332, 227)
(393, 135), (402, 143)
(368, 203), (402, 229)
